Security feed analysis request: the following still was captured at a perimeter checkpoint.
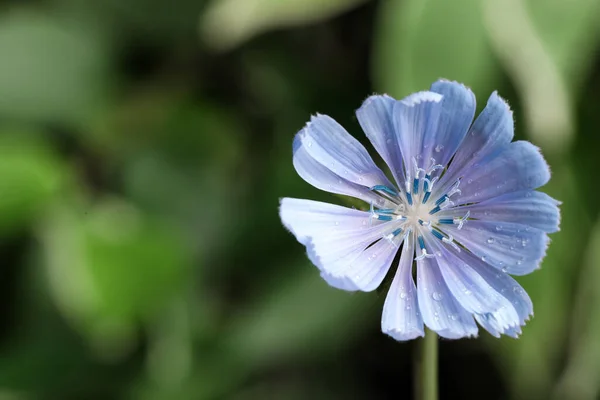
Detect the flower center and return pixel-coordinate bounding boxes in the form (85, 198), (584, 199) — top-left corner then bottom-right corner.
(369, 157), (470, 260)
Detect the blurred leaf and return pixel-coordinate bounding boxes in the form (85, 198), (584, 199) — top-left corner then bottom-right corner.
(524, 0), (600, 92)
(0, 9), (110, 125)
(483, 0), (574, 153)
(40, 197), (191, 356)
(224, 265), (372, 363)
(373, 0), (497, 98)
(552, 216), (600, 400)
(0, 132), (65, 235)
(200, 0), (370, 51)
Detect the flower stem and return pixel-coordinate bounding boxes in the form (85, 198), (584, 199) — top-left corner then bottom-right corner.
(415, 329), (438, 400)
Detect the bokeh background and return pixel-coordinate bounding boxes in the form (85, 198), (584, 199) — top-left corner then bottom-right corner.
(0, 0), (599, 399)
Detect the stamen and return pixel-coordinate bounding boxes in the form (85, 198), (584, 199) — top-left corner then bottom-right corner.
(426, 158), (443, 175)
(442, 235), (461, 252)
(434, 179), (462, 205)
(384, 228), (404, 247)
(422, 176), (438, 204)
(370, 185), (398, 197)
(415, 235), (435, 260)
(453, 210), (470, 230)
(412, 157), (426, 195)
(429, 198), (453, 215)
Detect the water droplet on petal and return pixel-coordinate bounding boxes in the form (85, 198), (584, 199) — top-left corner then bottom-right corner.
(432, 292), (443, 301)
(496, 225), (502, 231)
(400, 292), (407, 299)
(405, 304), (411, 310)
(501, 267), (508, 273)
(481, 256), (487, 262)
(464, 290), (472, 295)
(487, 238), (495, 244)
(435, 145), (444, 153)
(449, 314), (458, 321)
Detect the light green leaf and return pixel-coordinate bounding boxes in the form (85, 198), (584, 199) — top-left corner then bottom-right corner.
(552, 216), (600, 400)
(40, 198), (191, 356)
(0, 132), (65, 235)
(373, 0), (497, 99)
(0, 9), (109, 124)
(224, 265), (373, 362)
(200, 0), (370, 51)
(524, 0), (600, 92)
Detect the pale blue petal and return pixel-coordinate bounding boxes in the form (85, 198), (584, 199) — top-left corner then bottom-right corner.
(425, 80), (476, 167)
(453, 141), (551, 205)
(393, 91), (444, 172)
(293, 135), (392, 208)
(381, 235), (424, 340)
(298, 114), (394, 189)
(356, 95), (406, 187)
(309, 234), (402, 292)
(280, 197), (396, 292)
(416, 256), (478, 339)
(466, 255), (533, 325)
(445, 220), (549, 275)
(439, 190), (560, 233)
(279, 198), (379, 246)
(425, 235), (517, 320)
(433, 91), (513, 199)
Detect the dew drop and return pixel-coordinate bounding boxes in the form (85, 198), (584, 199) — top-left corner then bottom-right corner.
(307, 141), (312, 147)
(400, 292), (407, 299)
(464, 289), (472, 295)
(467, 179), (473, 184)
(487, 238), (495, 244)
(516, 260), (523, 265)
(432, 292), (443, 301)
(449, 314), (458, 321)
(386, 139), (392, 144)
(495, 225), (502, 231)
(335, 221), (339, 226)
(405, 304), (411, 310)
(435, 145), (444, 153)
(501, 267), (508, 273)
(481, 256), (487, 262)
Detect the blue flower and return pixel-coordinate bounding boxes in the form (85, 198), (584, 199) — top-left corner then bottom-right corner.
(279, 80), (560, 340)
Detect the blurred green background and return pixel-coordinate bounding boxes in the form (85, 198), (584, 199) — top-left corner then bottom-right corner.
(0, 0), (599, 399)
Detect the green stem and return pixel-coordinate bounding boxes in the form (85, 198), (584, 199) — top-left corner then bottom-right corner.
(415, 329), (438, 400)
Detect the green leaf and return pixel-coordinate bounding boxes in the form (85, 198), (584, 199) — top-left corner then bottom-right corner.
(552, 216), (600, 400)
(524, 0), (600, 92)
(373, 0), (497, 99)
(0, 9), (110, 125)
(200, 0), (370, 51)
(40, 198), (191, 354)
(224, 265), (373, 362)
(0, 132), (65, 235)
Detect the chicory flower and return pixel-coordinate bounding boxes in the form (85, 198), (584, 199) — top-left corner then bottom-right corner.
(279, 80), (560, 340)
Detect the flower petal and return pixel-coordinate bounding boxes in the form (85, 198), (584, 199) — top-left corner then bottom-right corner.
(356, 95), (406, 187)
(309, 233), (403, 292)
(439, 190), (560, 233)
(426, 235), (517, 320)
(416, 255), (478, 339)
(297, 114), (394, 189)
(279, 198), (378, 245)
(393, 91), (444, 173)
(425, 80), (476, 167)
(453, 141), (551, 205)
(433, 91), (513, 199)
(444, 220), (549, 275)
(280, 197), (397, 291)
(381, 235), (424, 340)
(293, 135), (392, 208)
(438, 243), (533, 336)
